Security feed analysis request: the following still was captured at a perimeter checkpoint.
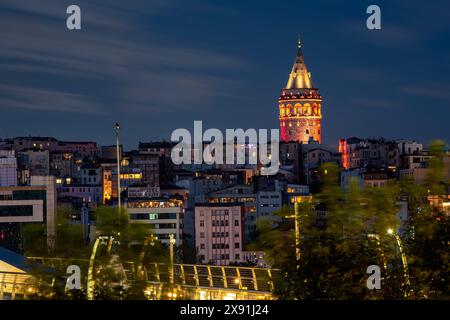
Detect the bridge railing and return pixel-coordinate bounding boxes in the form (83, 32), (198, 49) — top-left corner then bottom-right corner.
(0, 271), (55, 300)
(144, 263), (280, 293)
(24, 257), (280, 294)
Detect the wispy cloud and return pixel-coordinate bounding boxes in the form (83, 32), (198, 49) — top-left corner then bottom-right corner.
(0, 84), (105, 114)
(346, 97), (402, 110)
(401, 84), (450, 102)
(323, 65), (395, 83)
(339, 20), (422, 48)
(0, 0), (250, 115)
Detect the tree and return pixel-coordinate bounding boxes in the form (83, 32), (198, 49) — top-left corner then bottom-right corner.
(405, 140), (450, 299)
(252, 163), (405, 299)
(21, 206), (90, 258)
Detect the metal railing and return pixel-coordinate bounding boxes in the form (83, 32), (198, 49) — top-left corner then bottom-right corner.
(143, 263), (279, 293)
(0, 271), (55, 300)
(19, 257), (280, 298)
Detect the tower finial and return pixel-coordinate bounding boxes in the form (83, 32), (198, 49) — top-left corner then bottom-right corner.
(297, 33), (302, 48)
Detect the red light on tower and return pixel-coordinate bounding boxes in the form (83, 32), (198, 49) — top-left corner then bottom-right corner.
(339, 139), (349, 169)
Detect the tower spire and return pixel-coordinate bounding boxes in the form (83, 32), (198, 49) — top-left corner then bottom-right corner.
(285, 34), (312, 89)
(278, 34), (323, 144)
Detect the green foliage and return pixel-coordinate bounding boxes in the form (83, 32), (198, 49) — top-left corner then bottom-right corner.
(253, 163), (416, 299)
(405, 140), (450, 299)
(95, 206), (149, 262)
(21, 206), (91, 258)
(141, 241), (170, 264)
(426, 140), (447, 195)
(249, 213), (293, 267)
(124, 280), (149, 300)
(21, 221), (47, 256)
(256, 143), (450, 300)
(93, 263), (126, 300)
(20, 205), (177, 299)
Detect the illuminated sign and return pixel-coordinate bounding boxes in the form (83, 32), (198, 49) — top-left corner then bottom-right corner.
(128, 186), (160, 198)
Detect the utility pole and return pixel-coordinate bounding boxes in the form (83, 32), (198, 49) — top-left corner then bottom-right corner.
(286, 200), (301, 269)
(115, 123), (121, 213)
(169, 234), (175, 285)
(81, 200), (90, 243)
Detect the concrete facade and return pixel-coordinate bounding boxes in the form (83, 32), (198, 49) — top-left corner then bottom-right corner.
(195, 204), (244, 265)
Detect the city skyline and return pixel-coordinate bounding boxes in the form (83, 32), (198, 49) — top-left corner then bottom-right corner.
(0, 0), (449, 148)
(0, 1), (449, 303)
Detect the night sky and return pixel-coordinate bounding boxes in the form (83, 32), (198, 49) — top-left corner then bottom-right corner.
(0, 0), (449, 149)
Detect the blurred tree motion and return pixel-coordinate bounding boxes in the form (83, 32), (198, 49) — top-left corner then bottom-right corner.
(17, 140), (449, 300)
(22, 206), (90, 258)
(21, 206), (172, 299)
(405, 140), (449, 299)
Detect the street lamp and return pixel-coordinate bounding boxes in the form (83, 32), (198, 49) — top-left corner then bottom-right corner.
(286, 199), (301, 269)
(169, 234), (176, 285)
(386, 228), (410, 295)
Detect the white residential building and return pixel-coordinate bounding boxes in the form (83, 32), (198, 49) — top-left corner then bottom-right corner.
(0, 150), (17, 187)
(195, 204), (244, 265)
(127, 198), (182, 246)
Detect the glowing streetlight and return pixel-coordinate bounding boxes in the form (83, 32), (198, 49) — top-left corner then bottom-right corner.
(387, 228), (394, 235)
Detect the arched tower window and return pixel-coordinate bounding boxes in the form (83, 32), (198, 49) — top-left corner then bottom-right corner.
(294, 103), (301, 116)
(306, 103), (312, 115)
(286, 104), (292, 116)
(303, 103), (311, 116)
(312, 103), (317, 115)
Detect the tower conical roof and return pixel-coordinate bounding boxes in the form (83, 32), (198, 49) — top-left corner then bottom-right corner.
(285, 35), (313, 89)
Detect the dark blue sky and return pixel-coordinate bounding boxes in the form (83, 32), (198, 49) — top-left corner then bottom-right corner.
(0, 0), (449, 148)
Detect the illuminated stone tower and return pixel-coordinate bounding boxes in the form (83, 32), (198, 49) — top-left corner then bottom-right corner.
(279, 36), (322, 143)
